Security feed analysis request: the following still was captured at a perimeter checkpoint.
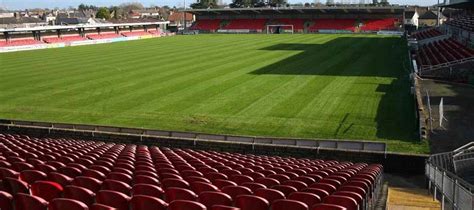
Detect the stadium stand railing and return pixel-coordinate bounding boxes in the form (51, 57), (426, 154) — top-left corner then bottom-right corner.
(0, 132), (384, 210)
(426, 142), (474, 210)
(0, 119), (387, 153)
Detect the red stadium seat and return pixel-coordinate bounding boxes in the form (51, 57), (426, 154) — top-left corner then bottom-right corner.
(211, 205), (241, 210)
(235, 195), (270, 210)
(165, 187), (198, 202)
(190, 181), (219, 194)
(90, 203), (117, 210)
(64, 185), (96, 207)
(72, 176), (103, 192)
(130, 195), (168, 210)
(323, 195), (357, 210)
(289, 192), (321, 207)
(311, 203), (347, 210)
(14, 193), (48, 210)
(214, 179), (238, 189)
(230, 175), (254, 185)
(198, 191), (233, 208)
(271, 199), (308, 210)
(31, 181), (64, 202)
(132, 183), (164, 197)
(222, 185), (253, 199)
(162, 178), (190, 189)
(255, 188), (286, 203)
(96, 190), (131, 210)
(301, 188), (330, 200)
(283, 180), (308, 190)
(0, 191), (13, 210)
(241, 182), (267, 192)
(169, 200), (206, 210)
(3, 177), (29, 194)
(48, 198), (89, 210)
(101, 179), (131, 194)
(255, 177), (280, 188)
(20, 170), (47, 185)
(272, 185), (298, 196)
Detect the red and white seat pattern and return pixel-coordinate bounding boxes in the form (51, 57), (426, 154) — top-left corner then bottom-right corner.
(43, 36), (87, 44)
(86, 33), (123, 40)
(0, 133), (383, 210)
(0, 39), (43, 47)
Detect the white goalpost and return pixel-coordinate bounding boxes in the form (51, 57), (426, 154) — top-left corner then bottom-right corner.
(266, 25), (294, 34)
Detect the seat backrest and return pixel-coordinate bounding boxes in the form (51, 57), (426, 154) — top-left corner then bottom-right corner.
(90, 203), (118, 210)
(235, 195), (270, 210)
(198, 191), (233, 208)
(311, 203), (347, 210)
(283, 180), (308, 191)
(210, 205), (241, 210)
(19, 170), (47, 185)
(64, 185), (96, 206)
(0, 167), (19, 179)
(333, 191), (363, 205)
(168, 200), (206, 210)
(48, 198), (88, 210)
(164, 187), (197, 202)
(162, 178), (190, 189)
(254, 188), (286, 203)
(213, 179), (237, 189)
(272, 185), (298, 196)
(190, 181), (219, 194)
(301, 188), (329, 200)
(132, 184), (164, 197)
(48, 172), (73, 187)
(288, 192), (321, 207)
(308, 183), (337, 194)
(271, 199), (308, 210)
(255, 177), (280, 188)
(72, 176), (103, 192)
(83, 169), (106, 181)
(3, 177), (29, 194)
(14, 193), (48, 210)
(31, 181), (64, 202)
(130, 195), (168, 210)
(323, 195), (357, 210)
(0, 191), (13, 210)
(96, 190), (131, 210)
(107, 172), (132, 183)
(222, 185), (253, 199)
(241, 182), (267, 192)
(230, 175), (254, 185)
(101, 179), (131, 195)
(134, 175), (160, 185)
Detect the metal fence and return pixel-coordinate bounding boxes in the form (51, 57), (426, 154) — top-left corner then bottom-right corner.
(426, 143), (474, 210)
(0, 119), (387, 152)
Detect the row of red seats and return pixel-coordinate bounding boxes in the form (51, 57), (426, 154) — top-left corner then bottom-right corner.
(223, 19), (268, 30)
(411, 28), (443, 40)
(121, 31), (151, 37)
(191, 18), (396, 32)
(359, 18), (397, 31)
(43, 36), (87, 44)
(191, 19), (222, 31)
(446, 15), (474, 32)
(0, 133), (382, 210)
(0, 39), (43, 47)
(415, 38), (474, 67)
(86, 33), (123, 40)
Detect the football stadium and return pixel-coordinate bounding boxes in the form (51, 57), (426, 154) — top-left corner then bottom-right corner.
(0, 0), (473, 210)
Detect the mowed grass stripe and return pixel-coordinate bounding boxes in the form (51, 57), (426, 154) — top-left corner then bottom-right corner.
(0, 34), (427, 153)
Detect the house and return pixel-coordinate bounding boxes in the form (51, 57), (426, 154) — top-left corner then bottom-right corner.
(404, 10), (419, 28)
(132, 9), (160, 18)
(418, 10), (446, 27)
(0, 16), (46, 28)
(168, 11), (194, 28)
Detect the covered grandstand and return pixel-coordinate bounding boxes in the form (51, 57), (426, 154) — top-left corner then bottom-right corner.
(186, 6), (404, 34)
(0, 21), (170, 52)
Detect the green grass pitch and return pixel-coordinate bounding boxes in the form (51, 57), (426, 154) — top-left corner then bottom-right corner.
(0, 34), (428, 153)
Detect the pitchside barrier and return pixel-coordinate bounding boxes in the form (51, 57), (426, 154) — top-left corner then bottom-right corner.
(0, 119), (387, 153)
(426, 143), (474, 210)
(0, 33), (174, 53)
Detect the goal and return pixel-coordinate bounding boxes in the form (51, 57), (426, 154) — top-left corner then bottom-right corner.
(266, 25), (294, 34)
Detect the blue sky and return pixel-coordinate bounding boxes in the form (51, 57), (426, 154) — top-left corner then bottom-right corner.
(1, 0), (440, 10)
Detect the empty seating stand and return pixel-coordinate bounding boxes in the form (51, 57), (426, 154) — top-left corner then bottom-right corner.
(415, 38), (474, 68)
(309, 19), (356, 32)
(190, 19), (222, 31)
(0, 39), (43, 47)
(86, 33), (123, 40)
(446, 15), (474, 32)
(411, 28), (443, 40)
(121, 31), (150, 37)
(0, 133), (383, 210)
(223, 19), (267, 30)
(43, 36), (86, 44)
(360, 18), (397, 31)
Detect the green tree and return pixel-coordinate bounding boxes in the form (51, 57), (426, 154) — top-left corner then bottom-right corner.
(96, 7), (111, 19)
(190, 0), (218, 9)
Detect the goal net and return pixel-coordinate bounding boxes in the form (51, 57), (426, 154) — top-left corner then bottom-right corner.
(266, 25), (294, 34)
